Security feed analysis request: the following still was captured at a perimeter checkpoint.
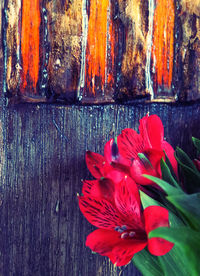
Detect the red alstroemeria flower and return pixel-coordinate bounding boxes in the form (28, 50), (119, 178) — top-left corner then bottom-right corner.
(194, 158), (200, 171)
(117, 114), (178, 185)
(86, 138), (130, 184)
(79, 175), (174, 266)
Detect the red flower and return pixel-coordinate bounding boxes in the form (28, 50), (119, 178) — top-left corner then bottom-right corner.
(117, 114), (177, 185)
(86, 138), (130, 184)
(194, 158), (200, 171)
(79, 175), (173, 266)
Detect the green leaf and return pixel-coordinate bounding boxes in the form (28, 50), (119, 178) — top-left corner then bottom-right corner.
(138, 153), (153, 168)
(167, 193), (200, 230)
(143, 175), (182, 196)
(149, 227), (200, 276)
(176, 147), (199, 173)
(175, 148), (200, 191)
(158, 245), (191, 276)
(175, 148), (200, 192)
(164, 150), (178, 181)
(133, 248), (163, 276)
(140, 190), (184, 227)
(192, 137), (200, 152)
(140, 190), (161, 209)
(160, 158), (179, 188)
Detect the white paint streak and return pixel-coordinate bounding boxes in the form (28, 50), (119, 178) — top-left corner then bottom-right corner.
(145, 0), (155, 99)
(78, 0), (88, 99)
(105, 1), (110, 91)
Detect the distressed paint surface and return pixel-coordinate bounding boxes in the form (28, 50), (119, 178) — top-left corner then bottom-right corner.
(117, 0), (148, 100)
(21, 0), (41, 94)
(0, 1), (3, 93)
(151, 0), (175, 96)
(5, 0), (21, 95)
(3, 0), (200, 103)
(80, 0), (115, 103)
(179, 2), (200, 101)
(46, 0), (82, 102)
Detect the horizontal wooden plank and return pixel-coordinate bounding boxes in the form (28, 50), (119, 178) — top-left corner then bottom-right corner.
(0, 102), (200, 275)
(2, 0), (200, 103)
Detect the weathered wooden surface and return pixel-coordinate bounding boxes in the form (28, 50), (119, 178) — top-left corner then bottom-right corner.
(2, 0), (200, 103)
(46, 0), (82, 102)
(0, 101), (200, 276)
(1, 2), (200, 275)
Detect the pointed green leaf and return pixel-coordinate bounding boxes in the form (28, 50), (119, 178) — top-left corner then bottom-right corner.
(140, 190), (161, 209)
(143, 175), (182, 196)
(192, 137), (200, 152)
(133, 248), (163, 276)
(160, 158), (179, 188)
(167, 193), (200, 229)
(138, 153), (153, 168)
(176, 147), (198, 171)
(149, 227), (200, 276)
(175, 147), (200, 175)
(164, 150), (178, 181)
(175, 148), (200, 192)
(158, 244), (191, 276)
(140, 190), (184, 227)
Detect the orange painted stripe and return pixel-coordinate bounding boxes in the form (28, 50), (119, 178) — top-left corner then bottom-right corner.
(21, 0), (41, 93)
(152, 0), (175, 89)
(86, 0), (114, 95)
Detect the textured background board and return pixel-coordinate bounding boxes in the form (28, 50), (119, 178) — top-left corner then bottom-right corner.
(0, 101), (200, 276)
(3, 0), (200, 103)
(1, 2), (200, 275)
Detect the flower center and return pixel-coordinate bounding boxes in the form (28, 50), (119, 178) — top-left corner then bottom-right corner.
(115, 225), (136, 239)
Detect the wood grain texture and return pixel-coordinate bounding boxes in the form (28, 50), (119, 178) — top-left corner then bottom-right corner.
(0, 100), (200, 275)
(46, 0), (82, 102)
(0, 0), (3, 95)
(116, 0), (148, 100)
(178, 4), (200, 102)
(4, 0), (21, 96)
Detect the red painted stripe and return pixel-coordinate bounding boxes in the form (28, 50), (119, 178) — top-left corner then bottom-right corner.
(152, 0), (175, 90)
(85, 0), (114, 96)
(21, 0), (41, 93)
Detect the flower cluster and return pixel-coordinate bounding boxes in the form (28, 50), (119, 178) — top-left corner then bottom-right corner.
(78, 114), (200, 275)
(78, 114), (175, 266)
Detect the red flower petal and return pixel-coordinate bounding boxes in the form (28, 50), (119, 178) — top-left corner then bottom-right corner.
(111, 239), (147, 266)
(105, 168), (126, 185)
(147, 237), (174, 256)
(130, 158), (158, 185)
(117, 128), (144, 164)
(79, 196), (122, 229)
(130, 149), (164, 186)
(85, 151), (105, 179)
(86, 229), (147, 266)
(104, 138), (130, 166)
(194, 159), (200, 171)
(82, 178), (116, 202)
(104, 138), (117, 163)
(138, 114), (151, 148)
(86, 229), (120, 256)
(144, 206), (174, 256)
(82, 180), (100, 197)
(144, 206), (169, 234)
(114, 176), (143, 228)
(139, 115), (164, 150)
